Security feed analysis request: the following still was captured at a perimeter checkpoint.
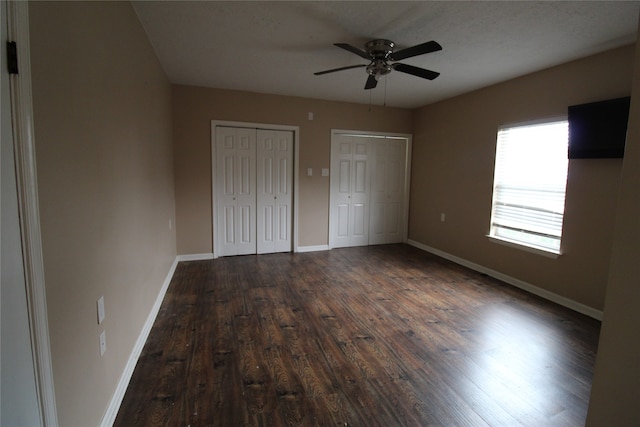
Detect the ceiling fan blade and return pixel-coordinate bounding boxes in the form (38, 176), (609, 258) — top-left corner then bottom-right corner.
(393, 63), (440, 80)
(389, 40), (442, 61)
(364, 74), (378, 90)
(335, 43), (371, 60)
(314, 64), (366, 76)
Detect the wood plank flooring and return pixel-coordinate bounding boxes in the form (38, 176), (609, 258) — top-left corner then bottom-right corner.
(114, 244), (600, 426)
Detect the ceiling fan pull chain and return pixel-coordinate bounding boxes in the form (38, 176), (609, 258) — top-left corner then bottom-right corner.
(384, 75), (387, 107)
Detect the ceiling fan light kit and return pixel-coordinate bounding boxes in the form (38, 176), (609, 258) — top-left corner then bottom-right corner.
(315, 38), (442, 90)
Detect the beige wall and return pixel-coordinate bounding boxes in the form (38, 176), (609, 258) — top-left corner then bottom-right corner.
(587, 17), (640, 424)
(24, 1), (640, 423)
(410, 45), (636, 311)
(173, 85), (413, 254)
(29, 2), (176, 426)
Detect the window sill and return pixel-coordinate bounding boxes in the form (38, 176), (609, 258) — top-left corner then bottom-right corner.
(487, 236), (561, 259)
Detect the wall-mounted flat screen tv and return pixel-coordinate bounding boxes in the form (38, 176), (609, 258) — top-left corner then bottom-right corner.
(568, 96), (630, 159)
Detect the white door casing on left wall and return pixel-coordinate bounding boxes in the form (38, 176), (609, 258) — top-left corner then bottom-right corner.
(2, 1), (58, 425)
(212, 122), (298, 258)
(1, 1), (42, 423)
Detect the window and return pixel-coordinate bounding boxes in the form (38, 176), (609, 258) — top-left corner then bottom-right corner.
(489, 119), (569, 255)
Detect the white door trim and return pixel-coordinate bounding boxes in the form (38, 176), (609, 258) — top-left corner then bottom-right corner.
(211, 120), (300, 258)
(329, 129), (412, 249)
(6, 2), (58, 425)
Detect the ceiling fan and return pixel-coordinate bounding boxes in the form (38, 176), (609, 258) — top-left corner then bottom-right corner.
(314, 39), (442, 90)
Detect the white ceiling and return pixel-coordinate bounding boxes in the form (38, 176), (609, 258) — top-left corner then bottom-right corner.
(132, 1), (640, 109)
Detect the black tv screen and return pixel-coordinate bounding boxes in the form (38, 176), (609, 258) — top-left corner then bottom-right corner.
(568, 96), (630, 159)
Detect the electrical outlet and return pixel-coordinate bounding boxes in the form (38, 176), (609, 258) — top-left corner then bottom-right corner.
(99, 331), (106, 357)
(97, 296), (105, 324)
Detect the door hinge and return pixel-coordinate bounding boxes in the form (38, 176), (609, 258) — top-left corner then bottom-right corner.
(7, 41), (19, 74)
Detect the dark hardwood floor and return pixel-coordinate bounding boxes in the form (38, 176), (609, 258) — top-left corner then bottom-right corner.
(114, 244), (600, 426)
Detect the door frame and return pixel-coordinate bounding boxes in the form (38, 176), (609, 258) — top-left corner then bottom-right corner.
(4, 1), (58, 425)
(329, 129), (412, 249)
(211, 120), (300, 258)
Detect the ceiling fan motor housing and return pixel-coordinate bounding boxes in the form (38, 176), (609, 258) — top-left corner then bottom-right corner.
(365, 39), (395, 59)
(365, 39), (394, 78)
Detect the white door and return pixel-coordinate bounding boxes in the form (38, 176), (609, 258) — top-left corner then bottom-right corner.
(215, 127), (257, 256)
(370, 138), (407, 245)
(331, 135), (371, 248)
(257, 129), (293, 254)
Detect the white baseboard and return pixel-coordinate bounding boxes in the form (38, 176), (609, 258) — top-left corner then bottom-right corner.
(177, 253), (214, 261)
(100, 256), (179, 427)
(296, 245), (330, 253)
(407, 239), (603, 321)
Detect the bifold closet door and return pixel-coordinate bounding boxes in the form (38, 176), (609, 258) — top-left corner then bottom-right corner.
(331, 135), (371, 248)
(257, 129), (293, 254)
(370, 138), (407, 245)
(215, 127), (257, 256)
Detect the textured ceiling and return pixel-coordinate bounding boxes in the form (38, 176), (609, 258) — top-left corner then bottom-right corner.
(132, 1), (640, 109)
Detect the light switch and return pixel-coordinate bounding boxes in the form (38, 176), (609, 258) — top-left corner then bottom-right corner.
(321, 168), (329, 177)
(97, 296), (105, 324)
(307, 168), (313, 176)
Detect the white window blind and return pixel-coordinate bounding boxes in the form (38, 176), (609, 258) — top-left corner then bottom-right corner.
(490, 120), (569, 253)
